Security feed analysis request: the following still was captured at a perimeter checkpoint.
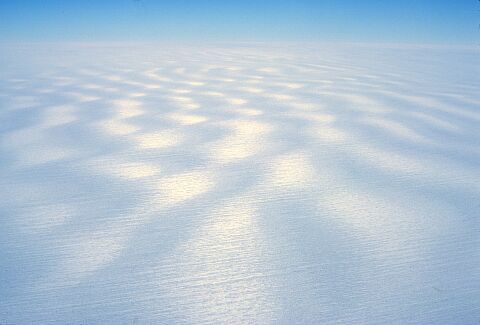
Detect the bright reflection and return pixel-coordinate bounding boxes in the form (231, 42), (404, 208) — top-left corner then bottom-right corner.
(113, 99), (143, 119)
(265, 152), (315, 189)
(169, 113), (208, 125)
(128, 92), (146, 97)
(233, 108), (263, 116)
(134, 129), (184, 149)
(239, 86), (264, 93)
(309, 125), (347, 143)
(264, 93), (295, 101)
(204, 91), (225, 97)
(101, 120), (139, 136)
(170, 96), (200, 109)
(226, 98), (247, 105)
(171, 89), (191, 94)
(184, 81), (204, 86)
(154, 170), (215, 206)
(209, 120), (272, 163)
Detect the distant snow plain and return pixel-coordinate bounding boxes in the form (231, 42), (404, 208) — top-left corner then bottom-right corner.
(0, 43), (479, 324)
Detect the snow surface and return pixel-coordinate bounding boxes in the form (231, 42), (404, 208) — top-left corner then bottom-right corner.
(0, 43), (479, 324)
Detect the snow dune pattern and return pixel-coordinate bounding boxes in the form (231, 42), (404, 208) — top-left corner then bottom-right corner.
(0, 43), (479, 324)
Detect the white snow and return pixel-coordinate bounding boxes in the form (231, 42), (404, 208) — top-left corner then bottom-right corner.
(0, 43), (479, 324)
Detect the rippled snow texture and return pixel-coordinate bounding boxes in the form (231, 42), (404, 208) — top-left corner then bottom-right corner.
(1, 43), (479, 324)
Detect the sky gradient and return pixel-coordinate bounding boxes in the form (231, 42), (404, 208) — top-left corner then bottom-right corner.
(0, 0), (479, 43)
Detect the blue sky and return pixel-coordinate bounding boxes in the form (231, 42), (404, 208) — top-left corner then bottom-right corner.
(0, 0), (478, 43)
